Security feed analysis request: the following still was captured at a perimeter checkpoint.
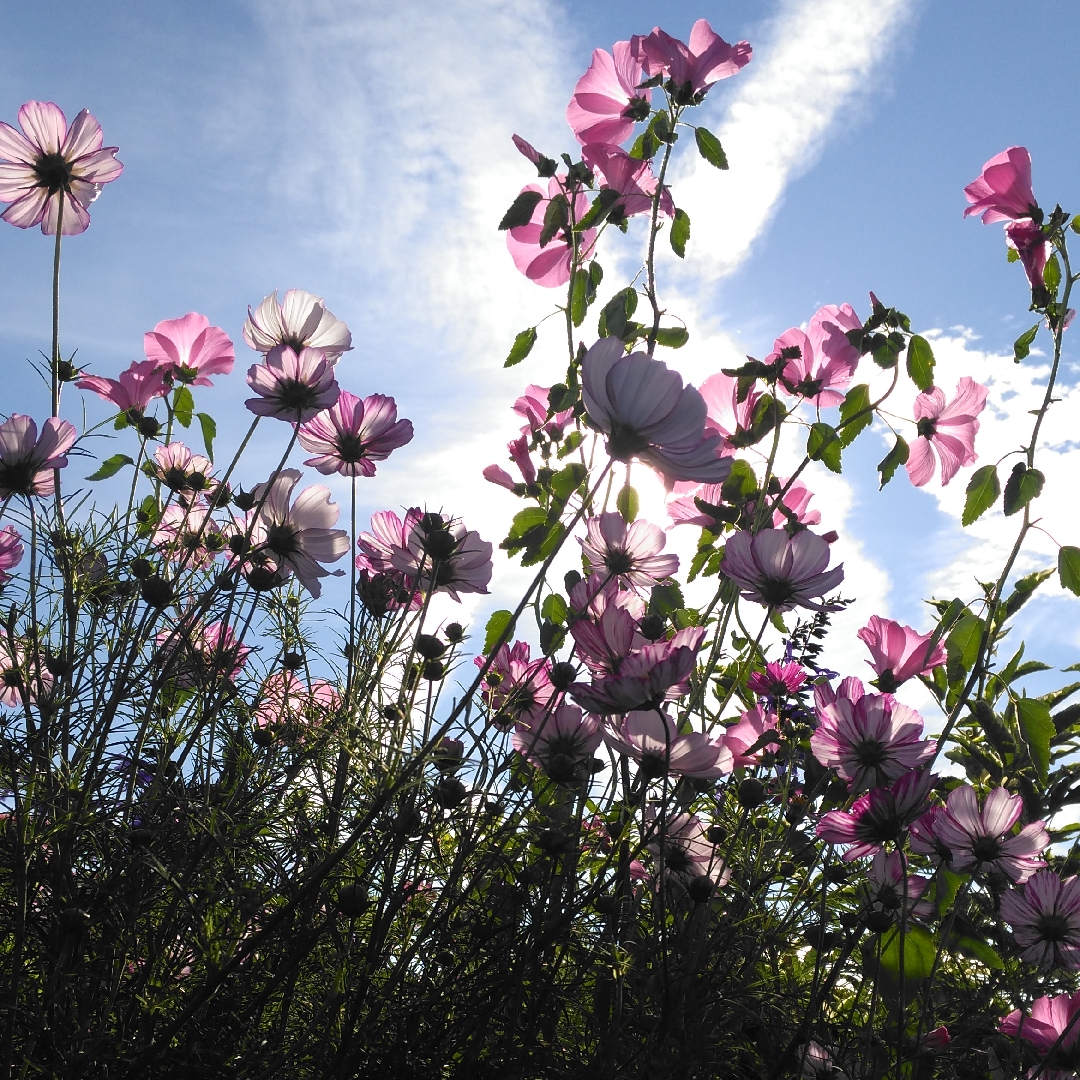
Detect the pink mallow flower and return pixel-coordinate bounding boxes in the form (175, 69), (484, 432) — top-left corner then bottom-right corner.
(566, 40), (649, 147)
(857, 615), (946, 692)
(0, 527), (24, 585)
(243, 289), (352, 363)
(579, 511), (678, 590)
(476, 640), (554, 728)
(667, 475), (819, 531)
(772, 303), (862, 408)
(581, 143), (673, 219)
(144, 313), (234, 387)
(604, 709), (732, 779)
(0, 415), (77, 499)
(999, 991), (1080, 1080)
(722, 528), (844, 613)
(811, 681), (934, 792)
(722, 704), (778, 768)
(484, 434), (536, 491)
(513, 704), (601, 782)
(964, 146), (1038, 224)
(77, 359), (169, 421)
(245, 345), (340, 423)
(512, 384), (573, 438)
(1001, 870), (1080, 971)
(928, 785), (1048, 884)
(632, 20), (751, 100)
(582, 338), (729, 484)
(506, 175), (596, 288)
(1006, 218), (1052, 292)
(0, 101), (122, 234)
(298, 391), (413, 477)
(907, 377), (989, 488)
(862, 850), (933, 921)
(699, 370), (763, 453)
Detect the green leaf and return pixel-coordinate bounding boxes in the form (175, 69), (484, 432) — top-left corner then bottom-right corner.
(541, 593), (569, 626)
(946, 613), (984, 672)
(1003, 462), (1044, 517)
(1002, 567), (1054, 619)
(483, 610), (515, 654)
(1059, 546), (1080, 596)
(498, 189), (543, 230)
(196, 412), (216, 462)
(879, 925), (936, 981)
(649, 581), (684, 617)
(616, 485), (638, 523)
(538, 193), (569, 248)
(507, 507), (547, 539)
(694, 126), (728, 169)
(806, 423), (842, 473)
(838, 384), (872, 447)
(504, 327), (537, 368)
(906, 334), (935, 391)
(877, 436), (909, 489)
(628, 129), (658, 162)
(550, 462), (587, 502)
(669, 207), (690, 258)
(570, 270), (589, 328)
(654, 326), (689, 349)
(1017, 697), (1054, 782)
(1013, 323), (1039, 363)
(173, 386), (194, 428)
(1071, 215), (1080, 235)
(953, 935), (1004, 970)
(962, 465), (1000, 526)
(86, 453), (135, 481)
(1044, 253), (1062, 292)
(599, 288), (638, 340)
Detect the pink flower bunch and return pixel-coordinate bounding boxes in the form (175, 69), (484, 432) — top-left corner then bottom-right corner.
(484, 435), (537, 491)
(862, 850), (933, 921)
(243, 289), (352, 363)
(999, 991), (1080, 1080)
(506, 175), (596, 288)
(581, 143), (673, 219)
(0, 100), (122, 234)
(770, 304), (862, 407)
(722, 528), (844, 612)
(153, 503), (231, 568)
(297, 391), (413, 477)
(667, 475), (819, 531)
(603, 709), (731, 779)
(0, 415), (77, 499)
(857, 615), (946, 692)
(1001, 870), (1080, 970)
(513, 703), (601, 782)
(632, 20), (751, 101)
(355, 510), (425, 608)
(476, 640), (555, 728)
(907, 376), (988, 488)
(0, 527), (24, 585)
(77, 359), (169, 422)
(579, 512), (678, 589)
(149, 442), (215, 495)
(144, 313), (234, 388)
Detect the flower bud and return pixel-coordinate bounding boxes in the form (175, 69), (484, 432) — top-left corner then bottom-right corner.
(638, 614), (666, 641)
(432, 776), (467, 809)
(138, 416), (161, 439)
(282, 651), (304, 671)
(444, 622), (465, 643)
(549, 662), (577, 691)
(422, 660), (445, 681)
(415, 634), (447, 660)
(130, 558), (153, 580)
(336, 883), (369, 918)
(140, 575), (174, 608)
(687, 876), (715, 903)
(738, 777), (767, 809)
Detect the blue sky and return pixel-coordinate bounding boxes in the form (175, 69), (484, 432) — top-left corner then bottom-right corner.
(1, 0), (1079, 702)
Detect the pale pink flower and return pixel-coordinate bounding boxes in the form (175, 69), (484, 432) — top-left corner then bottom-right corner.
(143, 313), (234, 387)
(255, 671), (339, 731)
(476, 640), (554, 727)
(581, 143), (673, 219)
(908, 805), (954, 867)
(722, 529), (844, 612)
(0, 527), (24, 584)
(722, 704), (778, 768)
(566, 41), (649, 147)
(772, 303), (861, 407)
(582, 338), (729, 484)
(298, 391), (413, 478)
(513, 703), (601, 781)
(571, 603), (640, 676)
(506, 175), (596, 288)
(0, 631), (50, 707)
(153, 503), (231, 568)
(484, 435), (536, 491)
(355, 510), (424, 611)
(646, 811), (730, 887)
(1001, 870), (1080, 970)
(245, 469), (350, 598)
(907, 377), (989, 487)
(999, 991), (1080, 1080)
(0, 101), (122, 234)
(857, 615), (945, 692)
(243, 289), (352, 362)
(816, 769), (935, 861)
(1006, 218), (1052, 292)
(391, 511), (493, 601)
(811, 684), (934, 792)
(632, 20), (752, 99)
(862, 850), (933, 920)
(77, 359), (169, 419)
(604, 709), (732, 778)
(932, 785), (1047, 884)
(964, 146), (1038, 224)
(245, 345), (340, 423)
(813, 675), (863, 713)
(149, 442), (214, 494)
(579, 512), (678, 589)
(569, 570), (647, 624)
(512, 384), (573, 438)
(0, 415), (77, 498)
(698, 370), (762, 453)
(156, 621), (250, 689)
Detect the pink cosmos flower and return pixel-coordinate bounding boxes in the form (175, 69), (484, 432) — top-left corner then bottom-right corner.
(571, 603), (641, 677)
(579, 512), (678, 589)
(722, 529), (844, 612)
(857, 615), (946, 692)
(0, 101), (122, 234)
(0, 415), (77, 499)
(255, 671), (339, 732)
(722, 704), (778, 768)
(907, 805), (954, 867)
(506, 175), (596, 288)
(76, 359), (169, 420)
(964, 146), (1038, 224)
(816, 768), (935, 861)
(582, 338), (729, 484)
(243, 289), (352, 363)
(1001, 870), (1080, 970)
(513, 704), (601, 782)
(143, 313), (234, 387)
(153, 503), (231, 568)
(1006, 218), (1052, 292)
(569, 570), (647, 623)
(907, 376), (989, 487)
(512, 384), (574, 438)
(811, 682), (934, 792)
(772, 303), (862, 407)
(391, 511), (493, 601)
(245, 345), (340, 423)
(646, 811), (730, 888)
(999, 991), (1080, 1080)
(862, 850), (933, 921)
(149, 442), (214, 494)
(581, 143), (673, 219)
(156, 621), (250, 689)
(244, 469), (350, 598)
(747, 660), (807, 699)
(0, 631), (50, 707)
(297, 391), (413, 477)
(632, 20), (752, 99)
(604, 708), (732, 778)
(931, 785), (1048, 884)
(355, 510), (425, 610)
(566, 41), (649, 147)
(0, 527), (24, 584)
(476, 640), (554, 727)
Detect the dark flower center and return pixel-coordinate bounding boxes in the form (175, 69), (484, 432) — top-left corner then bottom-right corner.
(875, 884), (901, 911)
(164, 467), (189, 490)
(273, 378), (321, 413)
(606, 423), (651, 462)
(604, 549), (633, 575)
(283, 334), (308, 353)
(33, 152), (73, 193)
(756, 577), (796, 608)
(854, 739), (887, 768)
(1035, 912), (1071, 943)
(859, 808), (902, 844)
(334, 432), (367, 463)
(970, 835), (1004, 863)
(2, 667), (23, 689)
(664, 844), (694, 875)
(0, 462), (36, 497)
(917, 417), (937, 438)
(266, 523), (299, 556)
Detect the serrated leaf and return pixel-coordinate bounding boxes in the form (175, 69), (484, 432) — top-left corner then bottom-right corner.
(498, 189), (543, 231)
(616, 485), (638, 523)
(962, 465), (1000, 526)
(654, 326), (689, 349)
(807, 423), (842, 473)
(196, 412), (216, 462)
(946, 613), (984, 672)
(541, 593), (568, 626)
(1003, 462), (1044, 517)
(570, 270), (589, 328)
(1013, 323), (1039, 363)
(906, 334), (935, 391)
(953, 934), (1004, 969)
(538, 193), (568, 248)
(670, 207), (690, 258)
(877, 436), (909, 489)
(1002, 568), (1054, 618)
(86, 453), (135, 481)
(550, 462), (587, 502)
(694, 126), (728, 169)
(879, 925), (936, 981)
(1059, 546), (1080, 596)
(838, 384), (872, 446)
(483, 610), (515, 654)
(504, 327), (537, 368)
(649, 581), (684, 617)
(628, 130), (658, 162)
(173, 386), (194, 428)
(600, 288), (638, 341)
(1017, 697), (1054, 782)
(1044, 253), (1062, 292)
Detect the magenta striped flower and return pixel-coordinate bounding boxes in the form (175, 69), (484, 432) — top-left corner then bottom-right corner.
(857, 615), (945, 692)
(513, 704), (601, 782)
(298, 392), (413, 477)
(245, 345), (340, 423)
(0, 527), (24, 585)
(1001, 870), (1080, 970)
(999, 991), (1080, 1080)
(77, 359), (169, 421)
